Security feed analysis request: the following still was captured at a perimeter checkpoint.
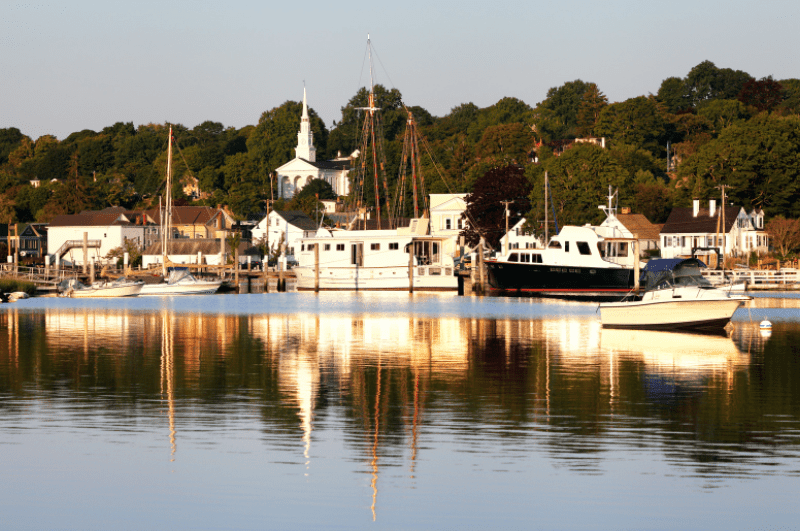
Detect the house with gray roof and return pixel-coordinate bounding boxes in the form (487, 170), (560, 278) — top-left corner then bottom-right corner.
(251, 210), (317, 262)
(660, 199), (768, 260)
(47, 209), (157, 266)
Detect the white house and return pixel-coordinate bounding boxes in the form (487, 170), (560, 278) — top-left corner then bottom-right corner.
(47, 210), (157, 266)
(251, 210), (318, 261)
(499, 218), (542, 255)
(595, 209), (662, 257)
(660, 199), (768, 260)
(276, 88), (352, 199)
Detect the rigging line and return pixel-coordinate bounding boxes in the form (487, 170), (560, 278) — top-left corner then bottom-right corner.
(369, 42), (396, 94)
(410, 117), (488, 240)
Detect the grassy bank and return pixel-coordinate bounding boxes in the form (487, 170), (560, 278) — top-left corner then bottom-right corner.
(0, 279), (37, 296)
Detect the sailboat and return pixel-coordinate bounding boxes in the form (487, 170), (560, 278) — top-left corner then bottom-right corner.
(293, 36), (458, 291)
(140, 126), (222, 296)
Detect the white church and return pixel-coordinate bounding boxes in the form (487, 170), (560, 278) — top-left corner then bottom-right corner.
(276, 89), (353, 199)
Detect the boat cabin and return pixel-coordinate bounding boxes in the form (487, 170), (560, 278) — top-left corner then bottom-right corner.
(498, 226), (633, 268)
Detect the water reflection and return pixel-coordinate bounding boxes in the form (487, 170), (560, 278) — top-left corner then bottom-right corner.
(2, 301), (800, 522)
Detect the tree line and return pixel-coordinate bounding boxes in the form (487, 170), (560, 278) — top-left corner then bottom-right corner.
(2, 59), (800, 254)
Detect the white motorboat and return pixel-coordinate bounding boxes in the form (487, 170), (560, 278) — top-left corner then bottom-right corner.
(139, 268), (222, 296)
(58, 278), (144, 298)
(599, 258), (752, 332)
(294, 218), (458, 291)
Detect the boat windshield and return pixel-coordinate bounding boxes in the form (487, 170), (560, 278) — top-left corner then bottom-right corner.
(641, 258), (712, 290)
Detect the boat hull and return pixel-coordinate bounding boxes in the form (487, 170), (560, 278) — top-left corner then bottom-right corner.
(294, 265), (458, 291)
(600, 297), (746, 332)
(67, 284), (143, 298)
(139, 281), (222, 296)
(485, 261), (634, 299)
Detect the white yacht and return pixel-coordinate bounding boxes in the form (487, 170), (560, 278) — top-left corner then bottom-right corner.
(293, 218), (458, 291)
(600, 258), (752, 332)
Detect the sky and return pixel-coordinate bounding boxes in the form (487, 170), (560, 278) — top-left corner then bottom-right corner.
(2, 0), (799, 140)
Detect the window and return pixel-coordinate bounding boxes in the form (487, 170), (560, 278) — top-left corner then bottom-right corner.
(521, 253), (530, 263)
(445, 218), (452, 230)
(548, 241), (562, 249)
(389, 242), (399, 250)
(301, 244), (305, 252)
(508, 253), (519, 262)
(576, 242), (591, 255)
(370, 243), (380, 251)
(564, 241), (570, 252)
(324, 244), (331, 251)
(457, 218), (463, 230)
(531, 253), (542, 263)
(681, 236), (686, 248)
(336, 244), (345, 251)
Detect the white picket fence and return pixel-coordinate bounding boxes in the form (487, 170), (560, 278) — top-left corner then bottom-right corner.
(702, 268), (800, 289)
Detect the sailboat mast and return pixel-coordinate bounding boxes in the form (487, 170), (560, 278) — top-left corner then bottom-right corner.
(163, 126), (173, 277)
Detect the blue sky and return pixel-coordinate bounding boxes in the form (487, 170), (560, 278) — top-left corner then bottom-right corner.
(2, 0), (798, 140)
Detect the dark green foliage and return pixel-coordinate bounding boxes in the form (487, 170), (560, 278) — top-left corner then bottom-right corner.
(296, 178), (336, 200)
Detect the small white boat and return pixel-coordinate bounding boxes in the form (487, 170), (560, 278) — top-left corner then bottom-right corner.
(59, 278), (144, 298)
(600, 258), (752, 332)
(139, 268), (222, 296)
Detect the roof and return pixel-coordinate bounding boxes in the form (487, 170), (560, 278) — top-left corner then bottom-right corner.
(273, 210), (318, 231)
(146, 206), (223, 226)
(615, 213), (661, 240)
(49, 212), (135, 227)
(660, 205), (741, 235)
(143, 238), (228, 256)
(302, 158), (351, 171)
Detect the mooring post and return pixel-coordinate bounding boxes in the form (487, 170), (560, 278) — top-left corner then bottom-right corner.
(82, 232), (88, 275)
(408, 243), (414, 293)
(314, 243), (320, 292)
(478, 237), (486, 295)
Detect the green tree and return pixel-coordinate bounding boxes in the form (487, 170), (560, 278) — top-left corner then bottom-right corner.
(676, 113), (800, 217)
(575, 83), (608, 137)
(247, 100), (329, 172)
(531, 142), (623, 227)
(594, 96), (669, 156)
(475, 123), (534, 163)
(533, 80), (592, 140)
(657, 76), (691, 114)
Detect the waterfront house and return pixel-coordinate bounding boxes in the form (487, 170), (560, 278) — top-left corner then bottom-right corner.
(500, 218), (543, 255)
(595, 208), (662, 257)
(145, 205), (235, 240)
(47, 209), (157, 266)
(251, 210), (317, 262)
(659, 199), (768, 261)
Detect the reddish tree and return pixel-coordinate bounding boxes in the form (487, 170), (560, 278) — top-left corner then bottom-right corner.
(460, 165), (532, 249)
(738, 76), (785, 112)
(765, 216), (800, 258)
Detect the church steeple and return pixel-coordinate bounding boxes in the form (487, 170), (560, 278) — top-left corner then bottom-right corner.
(295, 87), (316, 162)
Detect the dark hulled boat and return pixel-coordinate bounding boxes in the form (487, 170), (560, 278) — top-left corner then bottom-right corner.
(484, 225), (637, 300)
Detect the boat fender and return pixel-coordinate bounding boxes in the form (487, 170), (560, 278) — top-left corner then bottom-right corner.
(759, 319), (772, 330)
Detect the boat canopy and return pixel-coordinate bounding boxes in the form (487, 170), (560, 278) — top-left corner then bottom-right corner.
(641, 258), (711, 290)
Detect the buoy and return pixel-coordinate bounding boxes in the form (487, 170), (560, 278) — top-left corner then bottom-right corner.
(760, 319), (772, 330)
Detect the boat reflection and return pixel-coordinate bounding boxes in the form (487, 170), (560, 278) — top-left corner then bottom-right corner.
(3, 303), (800, 518)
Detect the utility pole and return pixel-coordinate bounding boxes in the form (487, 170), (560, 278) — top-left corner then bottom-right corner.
(544, 172), (549, 245)
(716, 184), (731, 260)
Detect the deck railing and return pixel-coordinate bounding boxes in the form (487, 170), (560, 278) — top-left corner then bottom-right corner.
(702, 268), (800, 287)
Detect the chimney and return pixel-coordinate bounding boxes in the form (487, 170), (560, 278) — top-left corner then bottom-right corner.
(709, 199), (716, 218)
(693, 199), (700, 217)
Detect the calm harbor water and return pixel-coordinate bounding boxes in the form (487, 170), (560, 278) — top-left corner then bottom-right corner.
(2, 292), (800, 530)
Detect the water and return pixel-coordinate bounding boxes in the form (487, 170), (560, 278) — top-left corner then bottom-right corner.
(2, 292), (800, 530)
